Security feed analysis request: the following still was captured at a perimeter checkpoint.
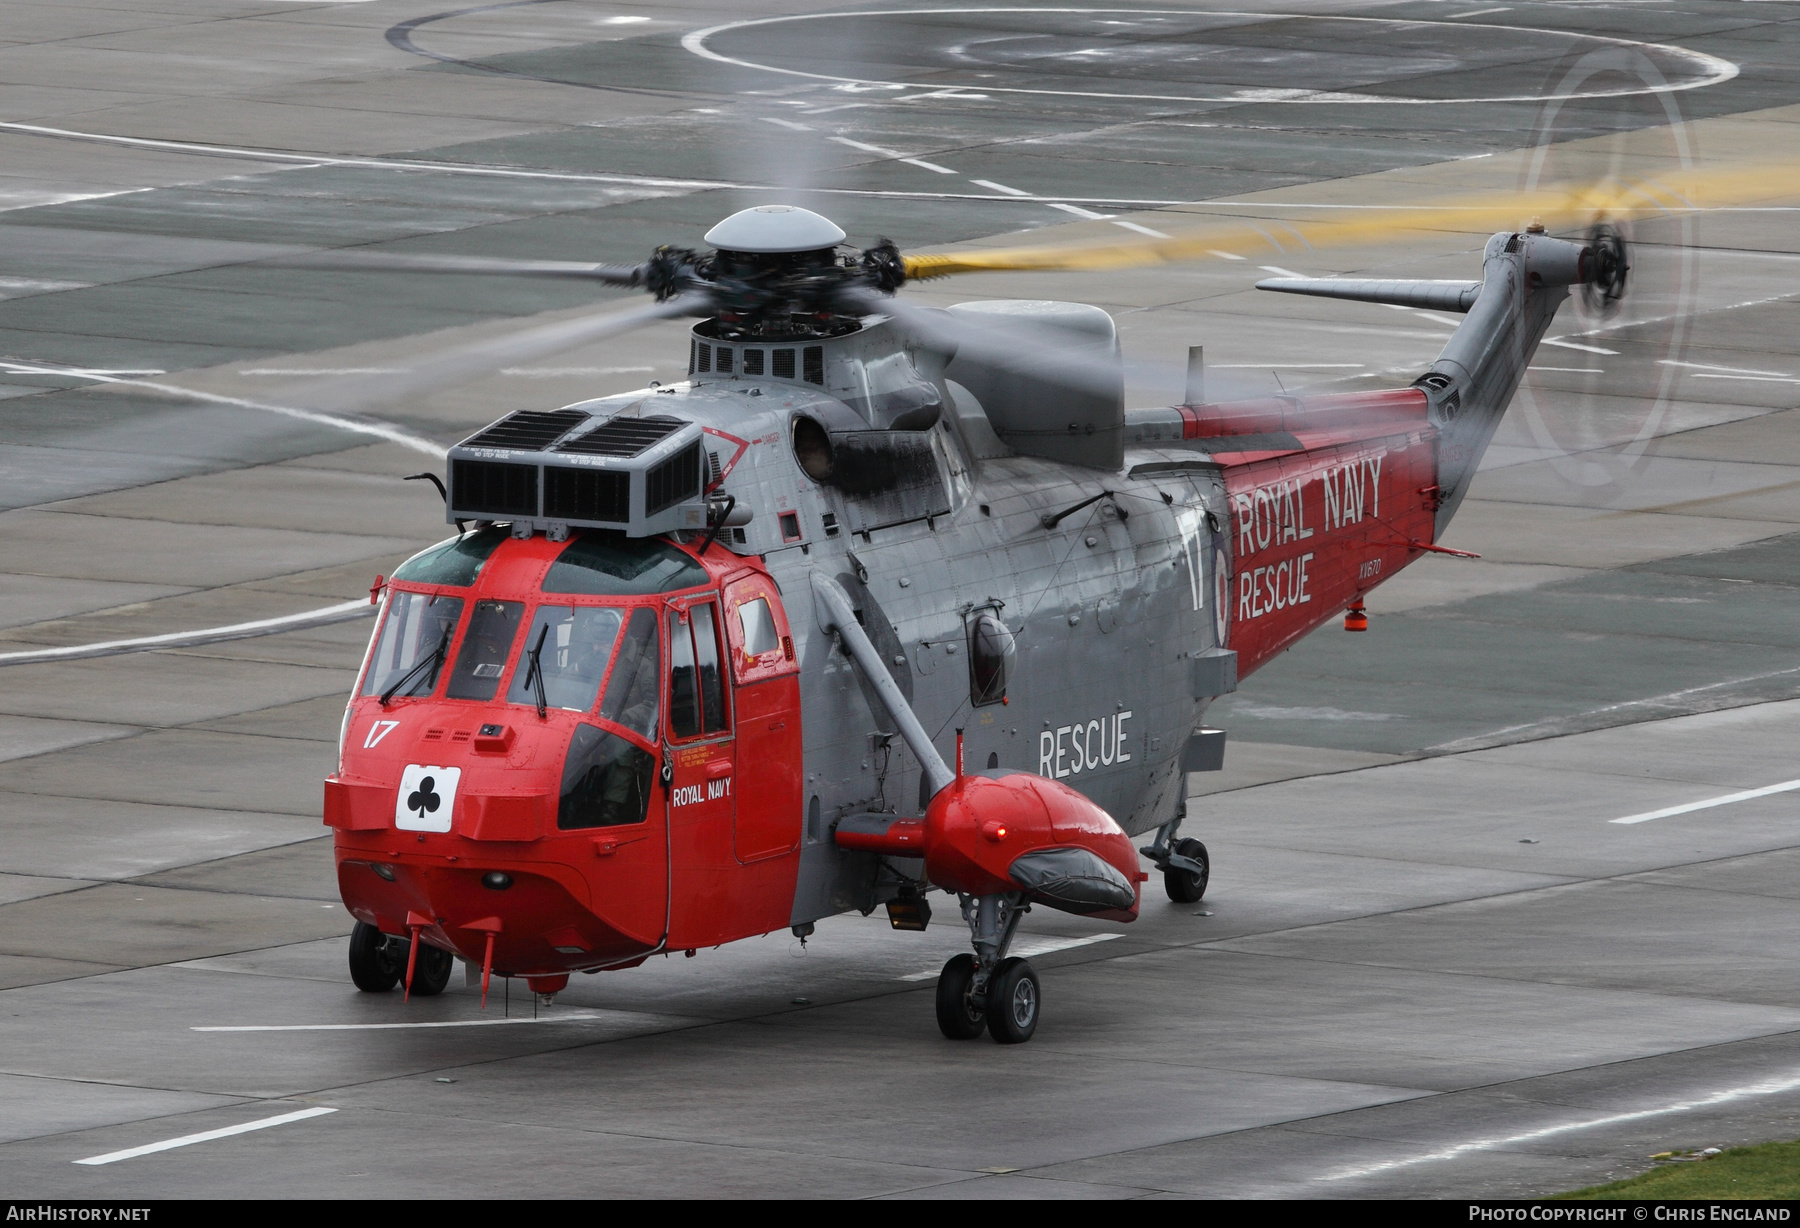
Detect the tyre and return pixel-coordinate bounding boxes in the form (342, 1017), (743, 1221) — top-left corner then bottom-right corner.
(1163, 837), (1210, 903)
(410, 941), (455, 997)
(935, 953), (986, 1039)
(348, 921), (402, 992)
(985, 957), (1040, 1044)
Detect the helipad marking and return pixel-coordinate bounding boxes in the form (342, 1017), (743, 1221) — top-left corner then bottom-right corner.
(897, 933), (1120, 980)
(193, 1014), (603, 1032)
(74, 1107), (335, 1166)
(1611, 778), (1800, 825)
(684, 9), (1739, 106)
(1321, 1069), (1800, 1182)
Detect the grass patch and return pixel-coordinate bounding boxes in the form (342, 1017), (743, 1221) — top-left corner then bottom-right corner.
(1558, 1139), (1800, 1199)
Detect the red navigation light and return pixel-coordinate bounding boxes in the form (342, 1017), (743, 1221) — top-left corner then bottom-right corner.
(1345, 600), (1368, 632)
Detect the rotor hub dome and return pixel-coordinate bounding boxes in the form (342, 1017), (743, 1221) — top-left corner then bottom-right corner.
(704, 205), (846, 255)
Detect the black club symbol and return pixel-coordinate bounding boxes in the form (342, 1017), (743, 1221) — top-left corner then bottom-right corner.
(407, 776), (440, 817)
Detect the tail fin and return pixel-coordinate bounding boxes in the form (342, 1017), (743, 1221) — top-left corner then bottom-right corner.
(1257, 229), (1621, 535)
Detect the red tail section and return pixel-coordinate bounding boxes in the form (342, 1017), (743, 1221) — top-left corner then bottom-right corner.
(1200, 389), (1439, 678)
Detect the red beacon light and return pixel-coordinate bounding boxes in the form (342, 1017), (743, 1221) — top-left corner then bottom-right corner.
(1344, 599), (1368, 632)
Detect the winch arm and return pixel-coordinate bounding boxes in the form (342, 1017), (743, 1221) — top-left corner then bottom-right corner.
(811, 572), (956, 798)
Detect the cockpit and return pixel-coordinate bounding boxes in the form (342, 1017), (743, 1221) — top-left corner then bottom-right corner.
(354, 527), (719, 832)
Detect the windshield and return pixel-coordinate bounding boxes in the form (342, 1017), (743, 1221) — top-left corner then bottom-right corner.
(361, 591), (463, 698)
(507, 605), (624, 713)
(598, 607), (660, 743)
(391, 527), (506, 588)
(446, 599), (523, 701)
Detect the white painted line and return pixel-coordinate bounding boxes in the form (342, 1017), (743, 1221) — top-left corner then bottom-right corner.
(760, 117), (813, 131)
(897, 933), (1121, 981)
(900, 158), (958, 175)
(1, 361), (164, 377)
(1660, 359), (1795, 378)
(1112, 220), (1170, 238)
(830, 136), (903, 157)
(1539, 337), (1618, 355)
(1209, 249), (1246, 261)
(1047, 202), (1113, 220)
(1410, 311), (1464, 327)
(1322, 1068), (1800, 1182)
(1529, 366), (1602, 373)
(0, 599), (374, 667)
(1611, 779), (1800, 825)
(1449, 6), (1511, 18)
(194, 1014), (604, 1032)
(239, 367), (404, 376)
(1259, 265), (1306, 278)
(500, 366), (654, 377)
(1213, 363), (1363, 369)
(74, 1107), (336, 1166)
(1692, 373), (1800, 384)
(971, 179), (1031, 197)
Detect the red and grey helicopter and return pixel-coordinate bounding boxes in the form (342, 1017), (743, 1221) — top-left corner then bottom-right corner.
(320, 202), (1628, 1043)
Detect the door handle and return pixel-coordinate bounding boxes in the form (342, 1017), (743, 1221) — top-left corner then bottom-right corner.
(705, 759), (733, 779)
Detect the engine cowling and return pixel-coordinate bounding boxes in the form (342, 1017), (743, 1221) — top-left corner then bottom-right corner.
(836, 771), (1142, 922)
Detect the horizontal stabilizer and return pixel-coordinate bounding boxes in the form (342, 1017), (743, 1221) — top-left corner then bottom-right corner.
(1256, 277), (1481, 314)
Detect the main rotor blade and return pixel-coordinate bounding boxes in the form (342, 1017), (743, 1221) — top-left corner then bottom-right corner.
(286, 292), (706, 415)
(265, 250), (647, 285)
(898, 159), (1797, 281)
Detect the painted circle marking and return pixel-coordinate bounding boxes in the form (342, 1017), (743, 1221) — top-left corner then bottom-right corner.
(683, 8), (1738, 106)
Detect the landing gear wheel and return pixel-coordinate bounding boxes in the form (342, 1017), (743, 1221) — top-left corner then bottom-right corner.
(935, 953), (986, 1039)
(410, 941), (455, 997)
(985, 957), (1040, 1044)
(1163, 837), (1210, 903)
(347, 921), (402, 992)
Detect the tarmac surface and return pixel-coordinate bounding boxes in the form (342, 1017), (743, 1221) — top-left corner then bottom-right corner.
(2, 0), (1799, 1200)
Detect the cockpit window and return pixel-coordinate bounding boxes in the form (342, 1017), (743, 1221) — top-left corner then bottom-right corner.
(598, 607), (660, 743)
(543, 532), (708, 596)
(391, 527), (506, 588)
(446, 599), (523, 701)
(361, 591), (463, 699)
(558, 724), (655, 829)
(507, 605), (623, 713)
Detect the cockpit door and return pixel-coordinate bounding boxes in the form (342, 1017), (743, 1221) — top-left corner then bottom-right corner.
(664, 597), (737, 910)
(721, 572), (802, 863)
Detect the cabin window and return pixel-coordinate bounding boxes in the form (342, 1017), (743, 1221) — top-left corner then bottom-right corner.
(666, 602), (728, 739)
(361, 592), (463, 698)
(507, 605), (623, 713)
(447, 599), (523, 700)
(693, 602), (727, 733)
(737, 597), (780, 658)
(598, 607), (659, 742)
(967, 610), (1015, 708)
(557, 724), (655, 829)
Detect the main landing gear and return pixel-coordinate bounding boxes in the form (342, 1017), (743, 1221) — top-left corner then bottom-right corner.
(935, 893), (1041, 1044)
(1140, 807), (1210, 904)
(348, 920), (452, 996)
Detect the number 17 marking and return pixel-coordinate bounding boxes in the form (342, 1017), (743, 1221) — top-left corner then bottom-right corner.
(364, 720), (400, 749)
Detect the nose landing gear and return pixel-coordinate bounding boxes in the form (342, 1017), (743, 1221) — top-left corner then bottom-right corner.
(934, 892), (1042, 1044)
(347, 921), (452, 996)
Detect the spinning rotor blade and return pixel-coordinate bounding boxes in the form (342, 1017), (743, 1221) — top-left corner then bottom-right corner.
(266, 250), (648, 285)
(897, 159), (1795, 282)
(285, 292), (706, 415)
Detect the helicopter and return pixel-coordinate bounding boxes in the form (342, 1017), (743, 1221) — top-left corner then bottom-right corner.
(320, 201), (1629, 1044)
